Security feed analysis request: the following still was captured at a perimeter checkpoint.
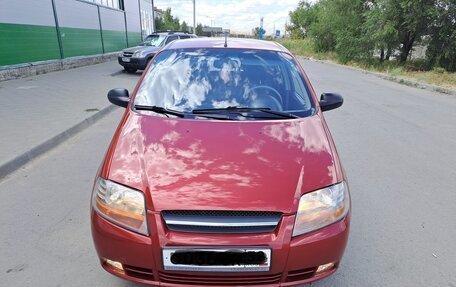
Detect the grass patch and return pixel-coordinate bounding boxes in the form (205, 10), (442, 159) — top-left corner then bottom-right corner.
(277, 38), (456, 89)
(85, 108), (100, 112)
(278, 38), (338, 62)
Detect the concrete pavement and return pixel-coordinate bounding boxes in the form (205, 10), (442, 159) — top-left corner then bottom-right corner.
(0, 109), (139, 287)
(0, 61), (140, 179)
(299, 58), (456, 286)
(0, 58), (455, 286)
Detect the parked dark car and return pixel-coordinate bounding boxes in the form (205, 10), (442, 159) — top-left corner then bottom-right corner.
(118, 31), (197, 73)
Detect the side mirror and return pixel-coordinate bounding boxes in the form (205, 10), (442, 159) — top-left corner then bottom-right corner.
(108, 88), (130, 108)
(319, 93), (343, 112)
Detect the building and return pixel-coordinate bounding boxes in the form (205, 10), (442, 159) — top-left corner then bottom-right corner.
(154, 7), (164, 19)
(0, 0), (155, 67)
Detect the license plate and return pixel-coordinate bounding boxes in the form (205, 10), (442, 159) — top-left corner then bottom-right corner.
(163, 247), (271, 272)
(122, 57), (131, 62)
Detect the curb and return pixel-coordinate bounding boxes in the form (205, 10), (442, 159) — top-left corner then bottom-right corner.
(0, 104), (117, 180)
(299, 56), (456, 96)
(0, 52), (119, 82)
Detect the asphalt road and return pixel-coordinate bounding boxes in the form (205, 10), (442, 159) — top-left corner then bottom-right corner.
(1, 59), (455, 287)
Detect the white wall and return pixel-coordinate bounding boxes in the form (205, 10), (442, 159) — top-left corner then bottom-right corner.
(0, 0), (56, 26)
(99, 6), (125, 31)
(124, 0), (141, 33)
(55, 0), (100, 29)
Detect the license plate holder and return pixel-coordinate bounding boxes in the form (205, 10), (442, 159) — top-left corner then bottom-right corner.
(122, 57), (131, 62)
(162, 247), (271, 272)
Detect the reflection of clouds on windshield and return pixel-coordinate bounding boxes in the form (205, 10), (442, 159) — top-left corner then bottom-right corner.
(135, 52), (212, 110)
(220, 58), (241, 85)
(212, 99), (240, 108)
(134, 48), (312, 113)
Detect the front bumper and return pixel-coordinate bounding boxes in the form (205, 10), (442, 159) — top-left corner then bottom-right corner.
(91, 210), (350, 286)
(118, 56), (150, 70)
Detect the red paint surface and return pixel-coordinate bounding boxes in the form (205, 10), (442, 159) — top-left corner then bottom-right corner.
(92, 38), (350, 286)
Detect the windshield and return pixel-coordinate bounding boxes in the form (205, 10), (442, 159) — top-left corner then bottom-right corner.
(134, 48), (315, 118)
(141, 34), (166, 46)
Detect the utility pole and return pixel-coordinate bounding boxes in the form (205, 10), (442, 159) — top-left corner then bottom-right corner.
(259, 17), (264, 40)
(193, 0), (196, 34)
(151, 0), (155, 32)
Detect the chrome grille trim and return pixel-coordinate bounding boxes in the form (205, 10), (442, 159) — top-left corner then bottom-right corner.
(162, 210), (282, 233)
(164, 219), (279, 227)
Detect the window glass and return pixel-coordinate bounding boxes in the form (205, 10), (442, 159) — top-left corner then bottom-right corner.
(135, 49), (315, 117)
(165, 36), (179, 45)
(142, 34), (166, 46)
(91, 0), (122, 10)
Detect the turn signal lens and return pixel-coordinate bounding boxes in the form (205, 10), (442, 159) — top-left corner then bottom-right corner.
(292, 182), (349, 237)
(316, 262), (335, 274)
(105, 259), (124, 272)
(92, 178), (148, 235)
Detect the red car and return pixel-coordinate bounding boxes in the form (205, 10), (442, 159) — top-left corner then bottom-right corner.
(91, 38), (350, 286)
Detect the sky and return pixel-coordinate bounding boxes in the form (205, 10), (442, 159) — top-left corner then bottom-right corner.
(153, 0), (301, 35)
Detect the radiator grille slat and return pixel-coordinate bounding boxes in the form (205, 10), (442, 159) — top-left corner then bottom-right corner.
(162, 210), (282, 234)
(159, 272), (282, 285)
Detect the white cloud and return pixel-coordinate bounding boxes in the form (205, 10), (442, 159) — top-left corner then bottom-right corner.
(153, 0), (300, 35)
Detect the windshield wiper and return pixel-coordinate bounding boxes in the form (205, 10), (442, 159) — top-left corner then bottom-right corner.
(134, 105), (185, 117)
(192, 106), (300, 119)
(134, 105), (234, 120)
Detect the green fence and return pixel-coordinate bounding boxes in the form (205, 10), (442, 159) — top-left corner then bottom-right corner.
(0, 3), (142, 66)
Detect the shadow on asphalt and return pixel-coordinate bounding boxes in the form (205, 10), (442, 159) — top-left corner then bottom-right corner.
(110, 70), (144, 77)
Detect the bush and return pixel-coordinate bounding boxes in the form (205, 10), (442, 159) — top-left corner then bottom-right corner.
(432, 67), (447, 74)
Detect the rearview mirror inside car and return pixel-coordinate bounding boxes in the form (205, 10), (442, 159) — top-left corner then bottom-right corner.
(319, 93), (343, 112)
(108, 88), (130, 108)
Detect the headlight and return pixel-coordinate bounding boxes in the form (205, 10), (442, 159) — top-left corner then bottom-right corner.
(132, 51), (144, 58)
(92, 178), (148, 235)
(292, 181), (349, 237)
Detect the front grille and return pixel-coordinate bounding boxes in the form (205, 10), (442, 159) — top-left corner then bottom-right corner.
(159, 272), (282, 285)
(123, 52), (133, 57)
(162, 210), (282, 234)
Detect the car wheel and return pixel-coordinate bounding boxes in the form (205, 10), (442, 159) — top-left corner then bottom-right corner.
(125, 67), (137, 74)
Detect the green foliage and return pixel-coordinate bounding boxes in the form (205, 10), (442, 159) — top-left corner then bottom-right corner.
(286, 0), (453, 71)
(426, 0), (456, 72)
(196, 23), (204, 35)
(195, 23), (211, 37)
(155, 8), (180, 31)
(252, 27), (266, 38)
(287, 1), (320, 39)
(180, 21), (189, 32)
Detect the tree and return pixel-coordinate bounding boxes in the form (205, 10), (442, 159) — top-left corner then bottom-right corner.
(252, 27), (266, 38)
(155, 17), (164, 31)
(426, 0), (456, 71)
(181, 21), (189, 32)
(287, 0), (442, 65)
(386, 0), (436, 63)
(287, 1), (320, 39)
(159, 8), (180, 31)
(363, 1), (399, 61)
(195, 23), (211, 37)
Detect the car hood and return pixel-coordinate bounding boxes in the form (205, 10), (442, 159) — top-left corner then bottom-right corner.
(107, 112), (340, 213)
(123, 45), (160, 54)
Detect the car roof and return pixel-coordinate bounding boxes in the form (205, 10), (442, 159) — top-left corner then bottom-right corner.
(150, 32), (195, 36)
(165, 37), (290, 53)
